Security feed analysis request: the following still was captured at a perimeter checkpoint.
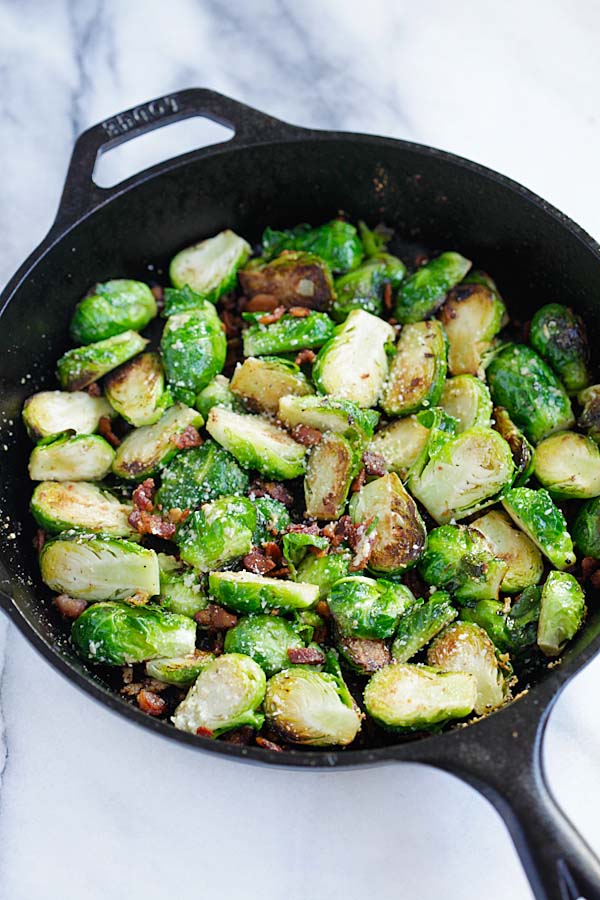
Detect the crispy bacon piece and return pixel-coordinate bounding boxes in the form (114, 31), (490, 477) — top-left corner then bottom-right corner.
(85, 382), (101, 397)
(167, 507), (191, 526)
(286, 522), (321, 536)
(288, 306), (311, 318)
(125, 590), (150, 607)
(269, 566), (290, 578)
(262, 542), (283, 563)
(292, 424), (322, 446)
(195, 604), (238, 631)
(173, 425), (203, 450)
(244, 293), (279, 313)
(315, 600), (331, 619)
(287, 646), (326, 665)
(222, 726), (256, 745)
(383, 281), (393, 312)
(249, 480), (294, 508)
(132, 478), (156, 512)
(128, 508), (177, 539)
(351, 467), (366, 493)
(53, 594), (87, 619)
(294, 348), (316, 366)
(259, 306), (286, 325)
(98, 415), (121, 447)
(362, 451), (387, 477)
(34, 528), (46, 553)
(196, 726), (214, 738)
(137, 690), (167, 716)
(243, 548), (277, 575)
(150, 285), (165, 309)
(256, 736), (284, 752)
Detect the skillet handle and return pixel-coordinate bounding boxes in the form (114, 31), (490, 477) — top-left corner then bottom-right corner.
(53, 88), (303, 228)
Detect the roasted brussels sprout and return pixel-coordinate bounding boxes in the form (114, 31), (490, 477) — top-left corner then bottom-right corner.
(349, 473), (426, 574)
(253, 497), (292, 544)
(534, 431), (600, 499)
(462, 588), (541, 656)
(146, 651), (215, 687)
(418, 524), (508, 603)
(262, 220), (363, 273)
(336, 635), (391, 674)
(381, 320), (447, 416)
(239, 252), (335, 310)
(160, 305), (227, 405)
(195, 375), (243, 419)
(155, 440), (249, 511)
(470, 510), (543, 594)
(206, 407), (306, 479)
(537, 570), (585, 657)
(492, 406), (535, 487)
(40, 533), (160, 601)
(367, 416), (430, 479)
(156, 553), (207, 617)
(282, 531), (330, 577)
(295, 551), (354, 599)
(223, 614), (305, 676)
(332, 254), (406, 321)
(530, 303), (590, 394)
(112, 403), (203, 480)
(264, 668), (362, 746)
(572, 497), (600, 558)
(22, 390), (114, 441)
(502, 487), (575, 569)
(31, 481), (137, 537)
(169, 229), (251, 302)
(70, 280), (157, 345)
(277, 394), (379, 440)
(364, 663), (476, 731)
(177, 496), (256, 572)
(230, 356), (313, 414)
(313, 310), (396, 408)
(439, 375), (493, 432)
(439, 281), (506, 376)
(577, 384), (600, 443)
(104, 351), (172, 427)
(487, 344), (575, 444)
(328, 576), (415, 640)
(427, 622), (507, 714)
(304, 432), (360, 520)
(57, 330), (148, 392)
(391, 591), (458, 662)
(172, 653), (266, 737)
(394, 252), (472, 324)
(242, 310), (335, 357)
(72, 602), (196, 666)
(29, 434), (114, 482)
(209, 570), (319, 613)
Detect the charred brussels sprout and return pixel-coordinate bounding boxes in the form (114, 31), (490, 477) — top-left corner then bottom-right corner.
(169, 229), (251, 302)
(160, 305), (227, 405)
(364, 663), (476, 731)
(57, 330), (148, 392)
(537, 571), (585, 657)
(439, 281), (506, 376)
(304, 432), (360, 520)
(530, 303), (590, 394)
(470, 511), (543, 594)
(439, 375), (492, 433)
(206, 407), (306, 479)
(572, 497), (600, 558)
(112, 404), (203, 480)
(381, 320), (447, 416)
(336, 635), (391, 675)
(242, 311), (335, 357)
(427, 622), (507, 714)
(40, 534), (160, 601)
(31, 482), (137, 537)
(224, 615), (304, 676)
(349, 473), (426, 574)
(418, 524), (508, 603)
(239, 252), (335, 310)
(502, 487), (575, 569)
(23, 390), (114, 441)
(176, 496), (256, 572)
(230, 356), (313, 414)
(295, 552), (353, 599)
(328, 576), (415, 640)
(394, 252), (472, 324)
(332, 254), (406, 321)
(262, 220), (363, 273)
(146, 651), (215, 687)
(209, 571), (319, 613)
(487, 344), (574, 444)
(313, 310), (396, 408)
(534, 432), (600, 499)
(264, 668), (361, 746)
(278, 395), (379, 440)
(367, 416), (430, 480)
(172, 654), (266, 737)
(29, 434), (114, 482)
(391, 591), (458, 663)
(156, 440), (249, 511)
(105, 351), (171, 427)
(157, 554), (207, 617)
(577, 385), (600, 443)
(72, 602), (196, 666)
(492, 406), (535, 487)
(70, 280), (157, 345)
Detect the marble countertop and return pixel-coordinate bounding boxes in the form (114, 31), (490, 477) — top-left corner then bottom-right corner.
(2, 1), (600, 898)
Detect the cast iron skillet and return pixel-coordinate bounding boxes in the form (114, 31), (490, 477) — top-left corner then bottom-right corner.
(0, 88), (599, 900)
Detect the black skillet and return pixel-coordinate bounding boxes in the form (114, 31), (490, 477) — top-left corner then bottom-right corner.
(0, 88), (599, 900)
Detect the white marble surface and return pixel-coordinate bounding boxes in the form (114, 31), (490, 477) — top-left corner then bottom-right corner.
(1, 1), (600, 898)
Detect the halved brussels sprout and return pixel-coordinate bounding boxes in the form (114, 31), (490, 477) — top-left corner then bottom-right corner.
(427, 622), (507, 715)
(262, 220), (363, 273)
(336, 634), (391, 675)
(295, 551), (354, 599)
(364, 663), (476, 731)
(487, 344), (575, 444)
(112, 403), (203, 480)
(492, 406), (535, 487)
(572, 497), (600, 559)
(230, 357), (313, 414)
(253, 497), (292, 544)
(239, 251), (334, 310)
(462, 589), (541, 656)
(70, 280), (157, 345)
(282, 532), (330, 578)
(332, 254), (406, 321)
(418, 524), (508, 603)
(313, 310), (396, 408)
(57, 330), (148, 392)
(577, 384), (600, 443)
(349, 472), (426, 574)
(277, 395), (379, 440)
(29, 434), (114, 482)
(224, 614), (305, 676)
(439, 375), (493, 433)
(502, 487), (575, 570)
(328, 576), (415, 640)
(381, 320), (447, 416)
(439, 281), (506, 375)
(391, 591), (458, 663)
(177, 496), (256, 572)
(104, 351), (172, 427)
(40, 533), (160, 601)
(537, 570), (585, 657)
(304, 432), (359, 520)
(264, 668), (362, 746)
(23, 390), (114, 441)
(72, 601), (196, 666)
(470, 511), (543, 594)
(530, 303), (590, 394)
(160, 305), (227, 405)
(206, 407), (306, 479)
(155, 440), (249, 511)
(169, 229), (251, 302)
(367, 416), (430, 480)
(172, 653), (266, 737)
(209, 570), (319, 614)
(534, 431), (600, 499)
(195, 375), (243, 419)
(394, 251), (472, 324)
(31, 482), (137, 538)
(242, 311), (335, 357)
(146, 651), (215, 687)
(157, 553), (207, 617)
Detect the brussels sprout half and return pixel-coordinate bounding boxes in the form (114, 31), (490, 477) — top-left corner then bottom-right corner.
(239, 252), (335, 310)
(169, 229), (251, 302)
(328, 576), (416, 640)
(224, 614), (305, 677)
(537, 571), (585, 657)
(534, 431), (600, 499)
(492, 406), (535, 487)
(295, 551), (354, 600)
(577, 384), (600, 443)
(146, 651), (215, 687)
(206, 407), (306, 480)
(381, 320), (447, 417)
(282, 532), (330, 577)
(155, 440), (249, 512)
(502, 487), (575, 570)
(57, 330), (149, 392)
(394, 252), (472, 324)
(23, 391), (114, 441)
(439, 281), (506, 376)
(471, 511), (543, 594)
(70, 280), (157, 345)
(418, 524), (508, 603)
(157, 553), (207, 618)
(262, 220), (363, 273)
(112, 404), (203, 481)
(29, 434), (114, 482)
(335, 634), (392, 675)
(209, 571), (319, 614)
(439, 375), (493, 433)
(195, 375), (243, 419)
(105, 351), (172, 427)
(530, 303), (590, 394)
(572, 497), (600, 558)
(230, 356), (313, 415)
(31, 482), (137, 538)
(367, 416), (430, 480)
(332, 254), (406, 321)
(304, 432), (360, 520)
(176, 496), (256, 573)
(242, 311), (335, 357)
(391, 591), (458, 663)
(277, 395), (379, 440)
(160, 305), (227, 405)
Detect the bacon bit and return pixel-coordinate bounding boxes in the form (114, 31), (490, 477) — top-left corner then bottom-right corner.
(167, 507), (191, 526)
(581, 557), (599, 580)
(211, 632), (225, 655)
(351, 467), (366, 493)
(269, 566), (290, 578)
(294, 348), (316, 366)
(53, 594), (87, 619)
(362, 451), (387, 477)
(128, 508), (177, 539)
(316, 600), (331, 619)
(173, 426), (203, 450)
(307, 543), (328, 558)
(286, 522), (321, 536)
(591, 570), (600, 590)
(137, 690), (167, 716)
(287, 646), (326, 665)
(195, 604), (238, 630)
(34, 528), (46, 553)
(125, 590), (150, 606)
(221, 309), (239, 339)
(249, 480), (294, 508)
(256, 736), (284, 752)
(288, 306), (311, 318)
(196, 726), (214, 738)
(383, 281), (393, 312)
(85, 382), (101, 397)
(243, 548), (277, 575)
(244, 293), (278, 313)
(292, 424), (322, 446)
(414, 253), (429, 267)
(322, 515), (354, 547)
(259, 306), (286, 325)
(121, 682), (144, 697)
(151, 285), (165, 308)
(132, 478), (156, 512)
(222, 726), (255, 745)
(145, 678), (169, 693)
(98, 415), (121, 447)
(262, 542), (283, 563)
